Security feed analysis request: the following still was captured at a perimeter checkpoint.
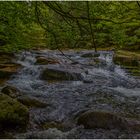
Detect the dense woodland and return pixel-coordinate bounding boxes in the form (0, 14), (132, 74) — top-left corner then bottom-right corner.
(0, 1), (140, 52)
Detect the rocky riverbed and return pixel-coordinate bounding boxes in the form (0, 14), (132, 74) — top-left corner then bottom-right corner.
(0, 49), (140, 138)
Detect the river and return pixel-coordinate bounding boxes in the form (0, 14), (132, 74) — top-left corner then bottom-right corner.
(5, 49), (140, 138)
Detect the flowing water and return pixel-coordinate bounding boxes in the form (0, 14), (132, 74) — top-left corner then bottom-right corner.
(5, 50), (140, 138)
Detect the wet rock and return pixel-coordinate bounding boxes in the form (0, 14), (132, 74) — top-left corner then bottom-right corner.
(83, 78), (93, 83)
(35, 56), (59, 65)
(17, 95), (48, 108)
(0, 52), (14, 64)
(94, 53), (100, 57)
(42, 121), (65, 131)
(41, 65), (84, 81)
(77, 110), (126, 129)
(77, 110), (140, 132)
(71, 61), (79, 65)
(1, 85), (21, 98)
(0, 63), (21, 79)
(16, 128), (67, 139)
(81, 53), (100, 58)
(0, 93), (29, 130)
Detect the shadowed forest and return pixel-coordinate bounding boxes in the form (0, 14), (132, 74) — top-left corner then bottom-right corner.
(0, 1), (140, 139)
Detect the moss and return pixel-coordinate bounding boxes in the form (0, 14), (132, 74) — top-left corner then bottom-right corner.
(116, 50), (140, 59)
(0, 93), (29, 130)
(113, 51), (140, 76)
(128, 69), (140, 76)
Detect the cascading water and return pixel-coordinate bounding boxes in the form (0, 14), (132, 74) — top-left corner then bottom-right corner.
(5, 50), (140, 138)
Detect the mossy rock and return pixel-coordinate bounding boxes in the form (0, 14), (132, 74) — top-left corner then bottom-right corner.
(1, 85), (21, 98)
(35, 56), (59, 65)
(17, 95), (48, 108)
(77, 110), (126, 129)
(41, 65), (83, 81)
(0, 63), (21, 78)
(0, 53), (21, 79)
(113, 55), (139, 67)
(0, 93), (29, 130)
(81, 53), (100, 58)
(42, 121), (65, 131)
(128, 69), (140, 76)
(113, 51), (140, 67)
(94, 53), (100, 57)
(0, 52), (14, 64)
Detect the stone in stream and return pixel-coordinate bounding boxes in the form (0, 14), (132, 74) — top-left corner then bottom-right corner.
(41, 64), (84, 81)
(0, 63), (21, 78)
(0, 93), (29, 131)
(35, 56), (60, 65)
(0, 52), (21, 79)
(16, 128), (67, 139)
(81, 52), (100, 58)
(1, 85), (21, 98)
(77, 110), (140, 132)
(17, 95), (48, 108)
(42, 121), (66, 131)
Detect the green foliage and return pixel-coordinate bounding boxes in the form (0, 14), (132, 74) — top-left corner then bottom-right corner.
(0, 1), (139, 51)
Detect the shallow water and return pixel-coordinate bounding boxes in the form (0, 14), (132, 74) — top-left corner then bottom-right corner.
(5, 50), (140, 138)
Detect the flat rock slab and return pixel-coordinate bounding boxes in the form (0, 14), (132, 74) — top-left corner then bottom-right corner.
(41, 64), (84, 81)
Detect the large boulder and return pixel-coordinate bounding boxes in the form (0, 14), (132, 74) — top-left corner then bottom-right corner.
(0, 93), (29, 130)
(77, 109), (140, 132)
(35, 56), (60, 65)
(41, 65), (84, 81)
(1, 85), (21, 98)
(77, 110), (126, 129)
(17, 95), (48, 108)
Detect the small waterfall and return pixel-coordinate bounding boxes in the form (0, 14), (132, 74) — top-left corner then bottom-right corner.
(8, 51), (46, 93)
